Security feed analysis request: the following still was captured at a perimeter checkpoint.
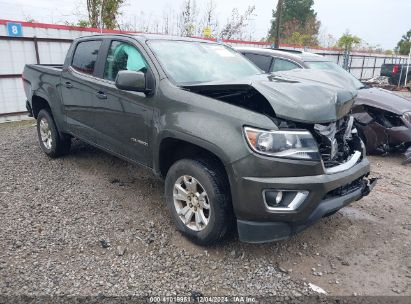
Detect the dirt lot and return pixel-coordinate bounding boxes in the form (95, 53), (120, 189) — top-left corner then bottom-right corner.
(0, 120), (410, 299)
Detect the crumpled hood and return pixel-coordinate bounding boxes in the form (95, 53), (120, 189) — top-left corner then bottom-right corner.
(183, 70), (358, 124)
(356, 87), (411, 115)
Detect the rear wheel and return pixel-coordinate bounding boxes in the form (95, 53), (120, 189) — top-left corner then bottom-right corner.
(165, 158), (234, 245)
(36, 109), (71, 157)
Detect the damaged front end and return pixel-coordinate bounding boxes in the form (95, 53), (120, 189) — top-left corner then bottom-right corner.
(182, 73), (372, 172)
(312, 116), (365, 172)
(352, 105), (411, 164)
(183, 72), (358, 124)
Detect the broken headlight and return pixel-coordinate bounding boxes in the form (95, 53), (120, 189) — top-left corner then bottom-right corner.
(244, 127), (320, 160)
(403, 112), (411, 124)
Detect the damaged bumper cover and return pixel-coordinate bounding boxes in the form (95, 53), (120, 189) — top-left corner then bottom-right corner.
(234, 158), (377, 243)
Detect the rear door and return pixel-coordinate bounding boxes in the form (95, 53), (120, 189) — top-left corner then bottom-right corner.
(90, 38), (154, 166)
(61, 39), (103, 142)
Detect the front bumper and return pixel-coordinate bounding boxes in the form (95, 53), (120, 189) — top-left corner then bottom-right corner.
(230, 157), (376, 243)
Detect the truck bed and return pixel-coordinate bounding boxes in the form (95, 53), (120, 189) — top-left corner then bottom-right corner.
(25, 64), (63, 73)
(22, 63), (64, 117)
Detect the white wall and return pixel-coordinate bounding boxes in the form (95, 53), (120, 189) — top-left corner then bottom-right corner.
(0, 22), (98, 122)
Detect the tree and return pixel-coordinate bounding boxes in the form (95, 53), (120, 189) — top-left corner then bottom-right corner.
(337, 32), (361, 51)
(199, 0), (218, 37)
(268, 0), (320, 46)
(178, 0), (198, 37)
(77, 20), (91, 27)
(273, 0), (283, 48)
(86, 0), (125, 30)
(395, 30), (411, 55)
(220, 5), (255, 40)
(24, 16), (37, 23)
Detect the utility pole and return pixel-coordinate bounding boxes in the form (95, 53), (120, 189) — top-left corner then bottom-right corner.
(405, 39), (411, 87)
(273, 0), (284, 49)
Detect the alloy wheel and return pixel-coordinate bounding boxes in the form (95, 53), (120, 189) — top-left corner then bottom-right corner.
(39, 118), (53, 150)
(173, 175), (210, 231)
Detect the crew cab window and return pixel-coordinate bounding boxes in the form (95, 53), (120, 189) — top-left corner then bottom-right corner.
(271, 58), (301, 72)
(243, 53), (272, 72)
(71, 40), (102, 75)
(104, 41), (148, 81)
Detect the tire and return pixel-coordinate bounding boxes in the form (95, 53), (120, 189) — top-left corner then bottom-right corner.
(165, 158), (234, 245)
(36, 109), (71, 158)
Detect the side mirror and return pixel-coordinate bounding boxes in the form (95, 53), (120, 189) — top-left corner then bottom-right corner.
(115, 70), (150, 93)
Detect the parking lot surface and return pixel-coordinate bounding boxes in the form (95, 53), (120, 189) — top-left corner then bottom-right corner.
(0, 121), (410, 298)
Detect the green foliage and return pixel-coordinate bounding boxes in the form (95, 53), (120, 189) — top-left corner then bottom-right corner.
(337, 32), (361, 51)
(268, 0), (320, 46)
(395, 30), (411, 55)
(77, 20), (91, 27)
(284, 32), (313, 46)
(86, 0), (125, 30)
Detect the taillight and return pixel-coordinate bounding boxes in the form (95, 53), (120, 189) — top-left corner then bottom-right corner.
(393, 65), (399, 75)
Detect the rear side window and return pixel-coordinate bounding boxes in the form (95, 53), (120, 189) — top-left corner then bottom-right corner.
(71, 40), (102, 75)
(271, 58), (301, 72)
(243, 53), (272, 72)
(104, 41), (148, 81)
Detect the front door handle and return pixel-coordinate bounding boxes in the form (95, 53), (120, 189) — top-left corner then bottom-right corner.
(95, 91), (107, 100)
(64, 82), (73, 89)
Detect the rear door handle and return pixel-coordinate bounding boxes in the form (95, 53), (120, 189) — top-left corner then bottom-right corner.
(63, 82), (73, 89)
(95, 91), (107, 100)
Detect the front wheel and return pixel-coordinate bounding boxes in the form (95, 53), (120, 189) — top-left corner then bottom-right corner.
(165, 159), (234, 245)
(36, 109), (71, 158)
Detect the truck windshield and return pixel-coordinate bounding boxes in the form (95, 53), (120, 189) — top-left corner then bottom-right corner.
(148, 40), (262, 85)
(305, 61), (364, 89)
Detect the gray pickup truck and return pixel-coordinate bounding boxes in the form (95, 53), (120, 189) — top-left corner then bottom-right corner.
(22, 34), (376, 245)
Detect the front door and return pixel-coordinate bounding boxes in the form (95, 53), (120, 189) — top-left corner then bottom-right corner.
(91, 39), (153, 166)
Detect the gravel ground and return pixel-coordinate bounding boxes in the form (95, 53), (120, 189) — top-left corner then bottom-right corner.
(0, 121), (410, 299)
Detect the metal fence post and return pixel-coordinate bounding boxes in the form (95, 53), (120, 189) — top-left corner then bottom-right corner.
(33, 36), (40, 64)
(372, 56), (377, 78)
(348, 55), (353, 72)
(360, 56), (366, 80)
(343, 50), (350, 70)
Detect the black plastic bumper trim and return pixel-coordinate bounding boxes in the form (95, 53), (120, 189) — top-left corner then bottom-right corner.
(237, 177), (377, 243)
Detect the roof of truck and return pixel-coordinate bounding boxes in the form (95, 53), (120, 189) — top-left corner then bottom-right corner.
(134, 34), (215, 43)
(77, 33), (215, 44)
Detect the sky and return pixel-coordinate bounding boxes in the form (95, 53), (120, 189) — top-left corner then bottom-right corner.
(0, 0), (409, 49)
